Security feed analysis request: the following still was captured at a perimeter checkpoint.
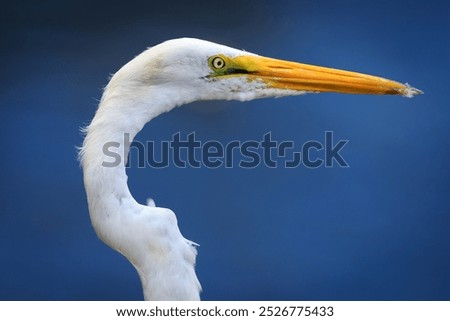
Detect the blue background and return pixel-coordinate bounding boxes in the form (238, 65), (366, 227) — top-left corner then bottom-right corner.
(1, 0), (449, 300)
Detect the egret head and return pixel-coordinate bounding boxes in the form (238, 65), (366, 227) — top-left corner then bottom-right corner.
(84, 37), (422, 301)
(112, 38), (421, 107)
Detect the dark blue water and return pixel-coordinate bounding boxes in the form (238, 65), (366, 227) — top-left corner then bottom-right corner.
(1, 0), (449, 300)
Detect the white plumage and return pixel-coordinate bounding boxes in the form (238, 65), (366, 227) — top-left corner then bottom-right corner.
(80, 38), (420, 300)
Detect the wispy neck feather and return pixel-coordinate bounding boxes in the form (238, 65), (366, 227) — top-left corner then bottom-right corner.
(81, 67), (191, 202)
(80, 70), (201, 300)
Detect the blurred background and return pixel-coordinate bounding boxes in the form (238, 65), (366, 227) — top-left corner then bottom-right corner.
(1, 0), (449, 300)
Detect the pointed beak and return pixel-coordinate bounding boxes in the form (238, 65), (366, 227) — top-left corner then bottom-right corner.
(233, 55), (422, 98)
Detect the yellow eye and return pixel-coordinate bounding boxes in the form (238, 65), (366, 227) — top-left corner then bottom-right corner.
(210, 56), (226, 70)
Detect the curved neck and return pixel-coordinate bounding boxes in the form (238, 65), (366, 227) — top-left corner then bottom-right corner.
(81, 80), (201, 300)
(81, 83), (182, 247)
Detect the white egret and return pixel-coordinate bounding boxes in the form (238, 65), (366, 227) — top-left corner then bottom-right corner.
(79, 38), (421, 300)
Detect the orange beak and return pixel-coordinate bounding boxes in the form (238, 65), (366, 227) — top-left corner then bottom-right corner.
(233, 55), (422, 97)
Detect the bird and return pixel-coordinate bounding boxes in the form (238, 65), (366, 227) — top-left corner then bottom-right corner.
(79, 38), (421, 301)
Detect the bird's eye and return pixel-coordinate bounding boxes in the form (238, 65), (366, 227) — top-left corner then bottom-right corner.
(210, 56), (226, 70)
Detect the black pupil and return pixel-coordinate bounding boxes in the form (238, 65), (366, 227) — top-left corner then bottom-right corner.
(214, 58), (223, 68)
